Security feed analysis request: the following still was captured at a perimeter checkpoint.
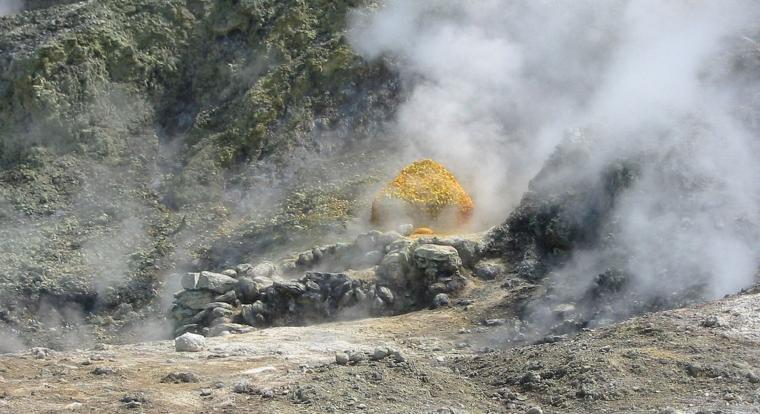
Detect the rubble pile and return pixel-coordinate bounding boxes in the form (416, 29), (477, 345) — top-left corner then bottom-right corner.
(171, 230), (488, 337)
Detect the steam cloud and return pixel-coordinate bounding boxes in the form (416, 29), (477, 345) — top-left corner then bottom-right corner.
(350, 0), (760, 305)
(0, 0), (23, 16)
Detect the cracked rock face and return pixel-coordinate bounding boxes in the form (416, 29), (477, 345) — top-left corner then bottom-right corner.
(412, 244), (466, 298)
(413, 244), (462, 274)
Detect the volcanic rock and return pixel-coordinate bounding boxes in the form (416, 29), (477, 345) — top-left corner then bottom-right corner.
(197, 271), (239, 294)
(160, 372), (200, 383)
(181, 272), (200, 290)
(474, 260), (505, 280)
(432, 293), (450, 308)
(371, 347), (389, 360)
(175, 290), (216, 310)
(376, 286), (394, 304)
(377, 250), (412, 288)
(175, 332), (206, 352)
(335, 352), (349, 365)
(413, 244), (462, 275)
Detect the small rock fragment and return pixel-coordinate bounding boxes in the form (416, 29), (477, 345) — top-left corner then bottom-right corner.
(391, 349), (407, 363)
(700, 315), (724, 328)
(335, 352), (349, 365)
(520, 372), (541, 385)
(483, 318), (506, 327)
(160, 372), (200, 383)
(233, 379), (254, 394)
(371, 347), (389, 361)
(121, 393), (148, 409)
(432, 293), (450, 308)
(258, 388), (275, 398)
(376, 286), (394, 304)
(293, 385), (318, 404)
(91, 367), (116, 375)
(348, 351), (366, 363)
(30, 347), (51, 359)
(455, 298), (474, 306)
(473, 260), (504, 280)
(747, 371), (760, 383)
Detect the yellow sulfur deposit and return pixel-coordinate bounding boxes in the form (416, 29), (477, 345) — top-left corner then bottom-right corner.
(371, 159), (474, 231)
(411, 227), (434, 236)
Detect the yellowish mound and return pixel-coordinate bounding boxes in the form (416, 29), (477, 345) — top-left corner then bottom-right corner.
(411, 227), (435, 236)
(371, 159), (474, 231)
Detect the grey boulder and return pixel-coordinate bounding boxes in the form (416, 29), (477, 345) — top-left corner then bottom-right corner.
(181, 273), (201, 290)
(175, 332), (206, 352)
(175, 290), (216, 310)
(413, 244), (462, 271)
(197, 271), (239, 294)
(250, 262), (277, 279)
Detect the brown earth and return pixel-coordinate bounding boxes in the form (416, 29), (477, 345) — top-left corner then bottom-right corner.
(1, 276), (759, 414)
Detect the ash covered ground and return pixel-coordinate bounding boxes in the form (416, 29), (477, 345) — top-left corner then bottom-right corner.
(2, 1), (760, 413)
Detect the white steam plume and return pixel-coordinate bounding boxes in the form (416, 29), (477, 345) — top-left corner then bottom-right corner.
(350, 0), (760, 301)
(350, 0), (627, 229)
(0, 0), (23, 16)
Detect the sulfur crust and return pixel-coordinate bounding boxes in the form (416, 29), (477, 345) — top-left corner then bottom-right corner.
(372, 159), (474, 226)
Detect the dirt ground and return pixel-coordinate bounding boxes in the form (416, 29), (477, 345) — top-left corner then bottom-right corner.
(1, 278), (759, 414)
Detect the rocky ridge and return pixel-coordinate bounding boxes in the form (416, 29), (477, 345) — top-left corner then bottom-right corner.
(170, 228), (489, 338)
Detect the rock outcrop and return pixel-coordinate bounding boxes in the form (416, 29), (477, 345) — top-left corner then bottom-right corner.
(170, 230), (484, 337)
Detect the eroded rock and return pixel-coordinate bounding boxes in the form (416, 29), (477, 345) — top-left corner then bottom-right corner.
(175, 332), (206, 352)
(414, 244), (462, 273)
(181, 272), (200, 290)
(197, 271), (239, 294)
(175, 290), (216, 310)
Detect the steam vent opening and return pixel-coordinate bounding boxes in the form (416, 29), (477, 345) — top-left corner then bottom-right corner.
(371, 159), (474, 233)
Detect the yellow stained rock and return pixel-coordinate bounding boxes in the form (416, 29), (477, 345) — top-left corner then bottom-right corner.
(371, 159), (474, 231)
